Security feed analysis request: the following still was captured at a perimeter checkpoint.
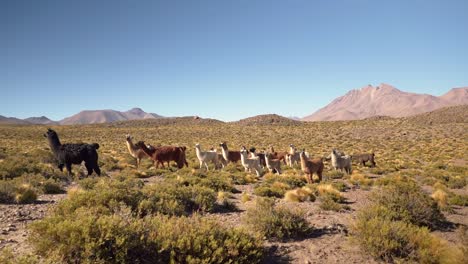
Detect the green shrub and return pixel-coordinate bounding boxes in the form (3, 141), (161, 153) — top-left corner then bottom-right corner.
(42, 179), (64, 194)
(253, 185), (285, 198)
(243, 197), (311, 240)
(351, 205), (463, 263)
(15, 184), (38, 204)
(150, 215), (264, 263)
(139, 182), (216, 216)
(0, 247), (39, 264)
(372, 180), (445, 229)
(30, 209), (264, 264)
(55, 177), (144, 216)
(319, 196), (346, 211)
(449, 194), (468, 206)
(0, 180), (15, 203)
(327, 170), (344, 179)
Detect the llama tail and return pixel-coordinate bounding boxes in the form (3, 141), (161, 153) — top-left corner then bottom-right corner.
(91, 143), (100, 149)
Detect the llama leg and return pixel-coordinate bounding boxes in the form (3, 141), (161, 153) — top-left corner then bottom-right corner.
(205, 162), (209, 171)
(136, 158), (140, 169)
(199, 161), (203, 169)
(58, 164), (64, 172)
(66, 163), (72, 177)
(85, 163), (93, 176)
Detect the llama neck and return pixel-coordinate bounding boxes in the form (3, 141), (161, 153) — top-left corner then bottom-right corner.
(265, 155), (271, 166)
(139, 144), (154, 156)
(47, 136), (62, 153)
(300, 155), (307, 170)
(331, 153), (338, 164)
(195, 147), (202, 159)
(240, 152), (248, 166)
(126, 139), (138, 155)
(221, 147), (229, 160)
(289, 147), (296, 155)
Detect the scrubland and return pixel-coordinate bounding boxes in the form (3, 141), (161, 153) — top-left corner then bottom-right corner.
(0, 114), (466, 263)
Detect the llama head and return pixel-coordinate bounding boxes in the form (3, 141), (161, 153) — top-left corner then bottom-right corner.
(219, 142), (227, 149)
(249, 147), (256, 153)
(44, 128), (58, 139)
(135, 141), (145, 148)
(125, 134), (132, 140)
(299, 151), (307, 159)
(195, 143), (201, 149)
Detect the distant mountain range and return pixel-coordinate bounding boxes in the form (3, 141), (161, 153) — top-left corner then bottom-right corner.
(1, 84), (467, 125)
(0, 108), (163, 125)
(302, 84), (468, 121)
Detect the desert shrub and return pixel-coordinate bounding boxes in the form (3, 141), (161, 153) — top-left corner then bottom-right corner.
(284, 187), (316, 203)
(319, 195), (346, 211)
(30, 208), (264, 264)
(449, 194), (468, 206)
(315, 184), (345, 203)
(331, 181), (348, 192)
(351, 205), (463, 263)
(0, 180), (15, 203)
(78, 177), (99, 190)
(15, 184), (38, 204)
(349, 173), (373, 187)
(0, 247), (39, 264)
(327, 170), (344, 179)
(243, 197), (311, 240)
(55, 177), (144, 216)
(431, 189), (449, 210)
(241, 192), (251, 203)
(253, 185), (285, 198)
(177, 171), (234, 192)
(0, 154), (42, 179)
(254, 174), (306, 198)
(150, 215), (264, 263)
(372, 180), (445, 229)
(42, 179), (64, 194)
(446, 176), (467, 189)
(139, 182), (216, 216)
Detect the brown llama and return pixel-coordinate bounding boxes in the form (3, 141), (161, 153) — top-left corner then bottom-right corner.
(219, 142), (241, 163)
(135, 141), (187, 169)
(125, 134), (150, 168)
(269, 146), (288, 164)
(351, 153), (376, 167)
(299, 151), (324, 184)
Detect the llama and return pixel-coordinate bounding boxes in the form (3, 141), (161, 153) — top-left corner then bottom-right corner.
(269, 146), (288, 164)
(351, 153), (376, 167)
(125, 134), (150, 168)
(219, 142), (241, 163)
(240, 148), (263, 177)
(286, 144), (300, 167)
(299, 151), (324, 184)
(135, 141), (187, 169)
(248, 147), (266, 167)
(44, 128), (101, 177)
(264, 152), (282, 175)
(330, 149), (352, 174)
(195, 143), (219, 170)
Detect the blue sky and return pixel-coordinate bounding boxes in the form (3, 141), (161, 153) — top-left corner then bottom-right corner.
(2, 0), (468, 121)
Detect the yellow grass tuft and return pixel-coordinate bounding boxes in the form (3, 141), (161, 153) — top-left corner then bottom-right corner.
(431, 189), (448, 209)
(285, 187), (316, 202)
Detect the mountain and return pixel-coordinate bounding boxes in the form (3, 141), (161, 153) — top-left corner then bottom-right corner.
(0, 115), (31, 125)
(233, 114), (302, 126)
(59, 108), (163, 125)
(302, 84), (468, 121)
(24, 116), (59, 125)
(404, 105), (468, 125)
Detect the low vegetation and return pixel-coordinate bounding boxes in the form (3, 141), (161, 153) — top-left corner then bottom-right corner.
(0, 113), (466, 262)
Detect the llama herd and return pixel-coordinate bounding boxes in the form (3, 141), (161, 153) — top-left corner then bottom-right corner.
(45, 129), (376, 183)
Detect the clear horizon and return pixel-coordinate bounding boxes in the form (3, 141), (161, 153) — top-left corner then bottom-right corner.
(2, 0), (468, 121)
